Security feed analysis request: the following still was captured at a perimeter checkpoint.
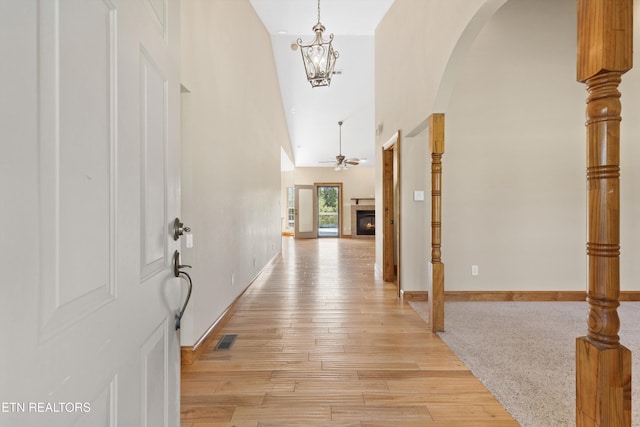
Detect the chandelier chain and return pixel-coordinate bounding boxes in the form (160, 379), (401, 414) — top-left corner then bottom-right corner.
(317, 0), (321, 23)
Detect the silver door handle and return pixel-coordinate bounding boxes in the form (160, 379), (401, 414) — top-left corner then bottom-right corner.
(173, 250), (192, 331)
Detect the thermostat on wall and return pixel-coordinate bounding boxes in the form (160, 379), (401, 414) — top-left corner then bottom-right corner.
(414, 190), (424, 201)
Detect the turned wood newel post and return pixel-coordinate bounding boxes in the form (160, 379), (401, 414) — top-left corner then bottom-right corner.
(431, 151), (442, 263)
(585, 71), (623, 348)
(576, 0), (632, 425)
(428, 114), (444, 332)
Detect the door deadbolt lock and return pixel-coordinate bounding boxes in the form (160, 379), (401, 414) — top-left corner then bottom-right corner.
(173, 218), (191, 241)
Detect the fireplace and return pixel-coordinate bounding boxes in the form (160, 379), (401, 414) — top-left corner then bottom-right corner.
(356, 210), (375, 235)
(350, 200), (375, 239)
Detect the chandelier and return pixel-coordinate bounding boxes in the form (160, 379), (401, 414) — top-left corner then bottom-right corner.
(296, 0), (339, 87)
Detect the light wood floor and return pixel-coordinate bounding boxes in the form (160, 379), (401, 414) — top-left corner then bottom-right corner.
(181, 237), (518, 426)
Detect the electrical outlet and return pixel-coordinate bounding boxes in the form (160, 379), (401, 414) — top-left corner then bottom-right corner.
(471, 265), (479, 276)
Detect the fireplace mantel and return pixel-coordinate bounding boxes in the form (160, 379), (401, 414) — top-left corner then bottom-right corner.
(351, 197), (374, 205)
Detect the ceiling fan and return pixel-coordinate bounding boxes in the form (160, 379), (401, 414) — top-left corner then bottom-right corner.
(321, 121), (359, 171)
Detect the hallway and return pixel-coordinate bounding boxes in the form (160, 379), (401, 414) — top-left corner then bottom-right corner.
(180, 237), (517, 426)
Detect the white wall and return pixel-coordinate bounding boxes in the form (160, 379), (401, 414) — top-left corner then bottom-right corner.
(294, 167), (375, 235)
(180, 0), (291, 346)
(375, 0), (640, 293)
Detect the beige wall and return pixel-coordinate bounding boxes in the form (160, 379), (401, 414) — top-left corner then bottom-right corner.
(180, 0), (291, 345)
(375, 0), (640, 292)
(375, 0), (496, 291)
(444, 0), (585, 291)
(398, 134), (432, 290)
(620, 2), (640, 289)
(293, 167), (375, 236)
(375, 0), (490, 136)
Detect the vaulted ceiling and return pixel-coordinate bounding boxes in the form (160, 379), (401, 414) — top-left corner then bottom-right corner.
(249, 0), (394, 168)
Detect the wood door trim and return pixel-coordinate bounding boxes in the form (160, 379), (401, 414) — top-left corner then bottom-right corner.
(315, 182), (343, 237)
(382, 131), (401, 296)
(382, 131), (399, 150)
(382, 149), (394, 282)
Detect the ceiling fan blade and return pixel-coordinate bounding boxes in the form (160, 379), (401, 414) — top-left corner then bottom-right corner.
(345, 158), (360, 165)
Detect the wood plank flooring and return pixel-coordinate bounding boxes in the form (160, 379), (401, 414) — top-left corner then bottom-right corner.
(181, 237), (518, 426)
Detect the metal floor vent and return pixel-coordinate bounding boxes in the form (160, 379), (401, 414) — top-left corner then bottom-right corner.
(214, 334), (237, 351)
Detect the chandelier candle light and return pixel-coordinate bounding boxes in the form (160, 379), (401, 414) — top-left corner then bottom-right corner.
(296, 0), (339, 87)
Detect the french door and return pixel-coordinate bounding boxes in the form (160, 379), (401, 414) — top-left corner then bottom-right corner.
(294, 185), (317, 238)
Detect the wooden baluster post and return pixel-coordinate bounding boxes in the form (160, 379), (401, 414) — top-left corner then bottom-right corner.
(429, 114), (445, 332)
(576, 1), (632, 425)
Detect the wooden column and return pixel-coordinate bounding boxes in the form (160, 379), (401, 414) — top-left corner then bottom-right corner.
(576, 1), (632, 425)
(428, 114), (445, 332)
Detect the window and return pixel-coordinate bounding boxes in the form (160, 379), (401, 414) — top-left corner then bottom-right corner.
(287, 187), (295, 228)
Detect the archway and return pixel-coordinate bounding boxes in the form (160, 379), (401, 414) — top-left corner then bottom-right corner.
(434, 0), (636, 424)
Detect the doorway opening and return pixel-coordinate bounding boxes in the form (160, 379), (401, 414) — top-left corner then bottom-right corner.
(317, 184), (341, 237)
(382, 132), (400, 295)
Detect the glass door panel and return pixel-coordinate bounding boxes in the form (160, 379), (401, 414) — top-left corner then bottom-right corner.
(317, 185), (339, 237)
(294, 185), (317, 238)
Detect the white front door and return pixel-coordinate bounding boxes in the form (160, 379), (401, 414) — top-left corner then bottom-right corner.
(0, 1), (181, 426)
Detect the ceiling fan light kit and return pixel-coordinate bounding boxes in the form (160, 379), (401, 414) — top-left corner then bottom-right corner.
(323, 120), (359, 171)
(296, 0), (339, 88)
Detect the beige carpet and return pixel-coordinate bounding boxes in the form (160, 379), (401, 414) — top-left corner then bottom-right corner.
(408, 301), (640, 427)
